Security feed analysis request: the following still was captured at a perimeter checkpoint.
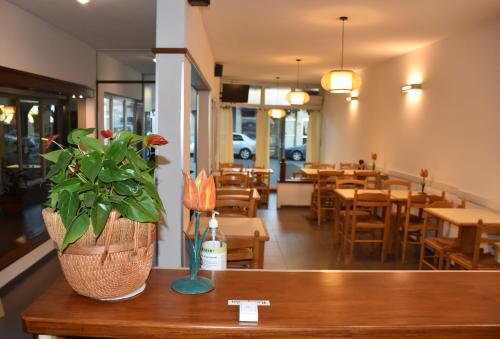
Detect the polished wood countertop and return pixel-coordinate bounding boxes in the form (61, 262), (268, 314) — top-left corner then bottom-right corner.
(23, 269), (500, 338)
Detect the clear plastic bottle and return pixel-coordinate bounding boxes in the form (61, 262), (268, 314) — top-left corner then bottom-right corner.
(201, 211), (227, 270)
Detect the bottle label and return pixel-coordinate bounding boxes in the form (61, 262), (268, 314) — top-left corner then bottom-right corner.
(201, 241), (227, 270)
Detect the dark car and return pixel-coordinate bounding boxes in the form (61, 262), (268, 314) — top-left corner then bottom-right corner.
(285, 144), (306, 161)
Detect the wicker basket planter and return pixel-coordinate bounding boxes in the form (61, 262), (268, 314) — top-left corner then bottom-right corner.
(43, 208), (155, 300)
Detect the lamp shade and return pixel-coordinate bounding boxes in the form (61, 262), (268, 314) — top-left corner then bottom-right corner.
(321, 70), (361, 93)
(267, 108), (286, 119)
(286, 90), (310, 105)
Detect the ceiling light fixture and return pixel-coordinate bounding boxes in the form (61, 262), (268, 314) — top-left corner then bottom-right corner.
(268, 76), (286, 119)
(153, 58), (157, 63)
(321, 17), (362, 94)
(346, 96), (359, 102)
(286, 59), (310, 105)
(401, 83), (422, 92)
(77, 0), (90, 5)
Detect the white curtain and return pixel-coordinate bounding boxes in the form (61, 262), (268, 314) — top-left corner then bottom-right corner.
(218, 104), (234, 163)
(306, 110), (321, 162)
(255, 108), (270, 168)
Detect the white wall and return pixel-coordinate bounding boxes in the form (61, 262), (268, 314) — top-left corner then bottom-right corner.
(0, 0), (96, 87)
(321, 17), (500, 208)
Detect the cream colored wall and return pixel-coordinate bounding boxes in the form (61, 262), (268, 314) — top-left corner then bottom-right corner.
(321, 17), (500, 207)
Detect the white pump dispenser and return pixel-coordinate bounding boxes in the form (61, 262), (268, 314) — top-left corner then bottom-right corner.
(201, 211), (227, 270)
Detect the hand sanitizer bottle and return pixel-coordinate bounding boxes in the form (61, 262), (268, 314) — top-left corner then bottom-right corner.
(201, 211), (227, 270)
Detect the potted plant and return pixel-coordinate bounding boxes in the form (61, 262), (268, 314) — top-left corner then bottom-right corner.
(41, 128), (167, 300)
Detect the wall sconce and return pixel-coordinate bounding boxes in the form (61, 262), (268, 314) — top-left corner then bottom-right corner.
(346, 96), (359, 102)
(401, 83), (422, 92)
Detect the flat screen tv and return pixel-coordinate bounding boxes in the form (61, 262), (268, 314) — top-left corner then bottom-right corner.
(221, 84), (249, 103)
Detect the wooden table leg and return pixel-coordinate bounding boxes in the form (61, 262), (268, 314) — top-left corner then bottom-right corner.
(334, 195), (340, 244)
(0, 297), (4, 318)
(342, 201), (352, 262)
(389, 202), (402, 256)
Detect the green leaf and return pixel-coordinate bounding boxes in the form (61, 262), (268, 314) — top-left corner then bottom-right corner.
(51, 170), (68, 184)
(53, 178), (81, 193)
(91, 198), (111, 237)
(122, 163), (138, 177)
(61, 212), (90, 251)
(115, 131), (144, 145)
(126, 148), (149, 170)
(105, 139), (127, 164)
(113, 179), (141, 196)
(46, 164), (61, 179)
(112, 201), (128, 217)
(83, 191), (96, 207)
(98, 160), (132, 183)
(123, 195), (159, 222)
(68, 128), (94, 145)
(48, 192), (59, 209)
(58, 190), (80, 229)
(143, 181), (164, 212)
(41, 150), (64, 163)
(80, 136), (104, 154)
(56, 150), (73, 170)
(80, 152), (102, 182)
(139, 171), (154, 184)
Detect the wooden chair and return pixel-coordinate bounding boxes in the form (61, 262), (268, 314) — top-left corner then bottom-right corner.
(249, 170), (271, 208)
(419, 200), (464, 270)
(219, 162), (244, 171)
(382, 179), (412, 190)
(343, 191), (392, 263)
(304, 162), (335, 169)
(310, 170), (343, 225)
(215, 198), (252, 217)
(400, 192), (446, 264)
(340, 162), (357, 170)
(227, 230), (262, 269)
(336, 179), (367, 189)
(215, 173), (249, 188)
(354, 170), (379, 189)
(447, 221), (500, 270)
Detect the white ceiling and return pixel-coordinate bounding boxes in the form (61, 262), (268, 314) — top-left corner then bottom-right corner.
(200, 0), (500, 85)
(7, 0), (156, 49)
(99, 51), (156, 75)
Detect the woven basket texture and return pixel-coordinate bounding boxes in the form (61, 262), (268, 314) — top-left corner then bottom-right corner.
(43, 208), (155, 299)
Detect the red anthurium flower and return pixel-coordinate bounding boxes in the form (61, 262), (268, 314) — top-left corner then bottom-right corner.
(145, 134), (168, 146)
(69, 163), (80, 177)
(420, 168), (429, 178)
(100, 129), (113, 139)
(43, 134), (59, 151)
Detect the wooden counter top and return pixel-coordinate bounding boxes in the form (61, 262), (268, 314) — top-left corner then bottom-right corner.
(23, 269), (500, 338)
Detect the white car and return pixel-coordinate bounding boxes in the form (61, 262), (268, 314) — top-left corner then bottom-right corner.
(232, 133), (256, 159)
(189, 133), (256, 160)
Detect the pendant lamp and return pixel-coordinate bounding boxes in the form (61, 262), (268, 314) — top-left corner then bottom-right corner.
(321, 17), (361, 93)
(286, 59), (310, 105)
(268, 77), (286, 119)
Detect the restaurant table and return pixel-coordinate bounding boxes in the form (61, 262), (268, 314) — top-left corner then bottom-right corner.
(216, 187), (261, 217)
(216, 168), (274, 175)
(186, 216), (270, 268)
(23, 269), (500, 338)
(301, 168), (381, 177)
(423, 208), (500, 255)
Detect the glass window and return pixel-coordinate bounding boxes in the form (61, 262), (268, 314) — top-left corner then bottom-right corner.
(233, 134), (243, 141)
(232, 107), (257, 166)
(190, 87), (198, 177)
(247, 86), (261, 105)
(125, 99), (135, 132)
(112, 97), (124, 132)
(103, 97), (110, 131)
(264, 87), (291, 106)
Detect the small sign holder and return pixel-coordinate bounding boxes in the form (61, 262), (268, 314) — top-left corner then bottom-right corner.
(228, 300), (270, 322)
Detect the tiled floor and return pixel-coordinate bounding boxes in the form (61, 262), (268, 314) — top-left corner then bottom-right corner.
(260, 193), (419, 270)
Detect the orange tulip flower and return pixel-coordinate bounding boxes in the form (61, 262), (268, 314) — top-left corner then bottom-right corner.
(182, 170), (216, 212)
(420, 168), (429, 178)
(371, 152), (377, 161)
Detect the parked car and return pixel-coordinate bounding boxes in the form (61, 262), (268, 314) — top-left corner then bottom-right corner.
(285, 144), (306, 161)
(233, 133), (256, 159)
(189, 133), (256, 160)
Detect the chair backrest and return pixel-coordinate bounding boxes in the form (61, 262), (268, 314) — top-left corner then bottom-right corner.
(227, 230), (261, 269)
(215, 198), (252, 217)
(314, 170), (343, 193)
(353, 191), (392, 209)
(382, 179), (411, 190)
(405, 191), (446, 221)
(220, 162), (244, 171)
(216, 188), (253, 201)
(336, 179), (367, 189)
(354, 170), (379, 189)
(340, 162), (357, 169)
(215, 173), (249, 188)
(304, 162), (335, 169)
(249, 170), (271, 187)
